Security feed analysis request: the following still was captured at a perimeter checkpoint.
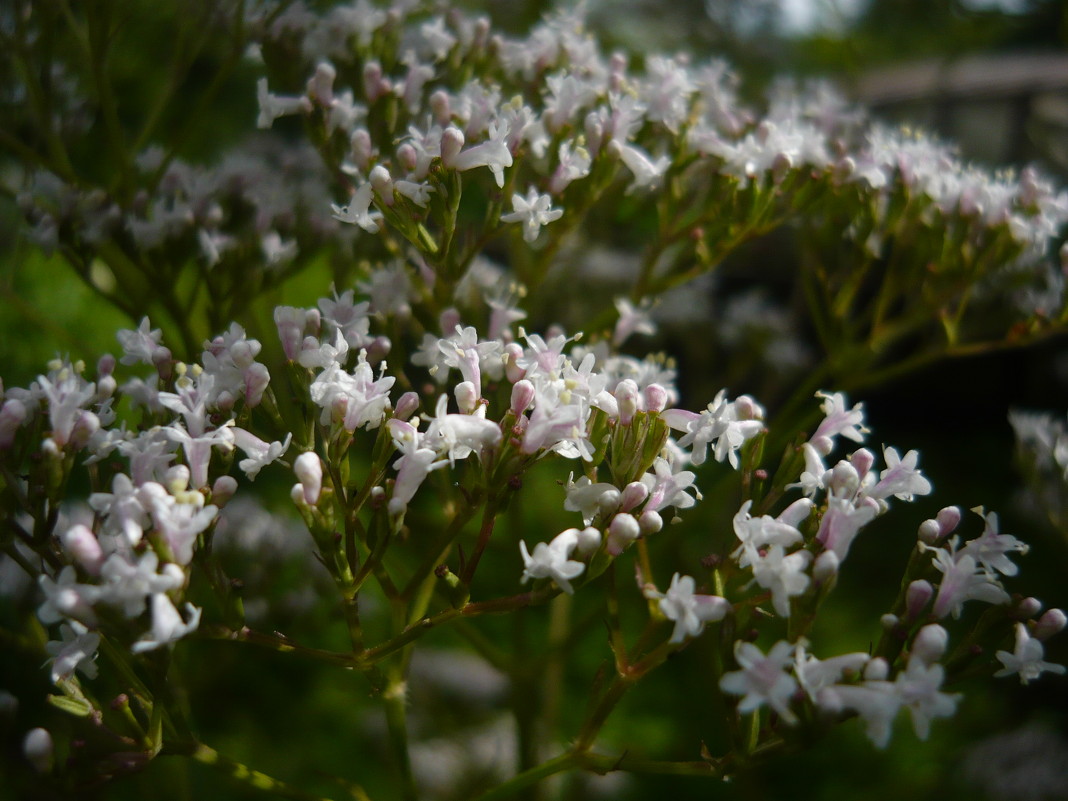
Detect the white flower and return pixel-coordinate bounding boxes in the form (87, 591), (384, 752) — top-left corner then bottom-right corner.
(930, 546), (1011, 619)
(959, 507), (1029, 577)
(501, 187), (563, 243)
(331, 182), (383, 233)
(131, 593), (202, 653)
(650, 573), (730, 643)
(744, 543), (811, 618)
(44, 622), (100, 683)
(893, 655), (960, 741)
(519, 529), (586, 595)
(719, 640), (799, 723)
(117, 317), (165, 366)
(867, 446), (932, 502)
(232, 428), (292, 480)
(995, 623), (1066, 685)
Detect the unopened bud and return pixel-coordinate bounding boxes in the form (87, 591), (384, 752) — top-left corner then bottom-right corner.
(911, 623), (949, 665)
(1034, 608), (1067, 641)
(369, 165), (394, 205)
(864, 657), (889, 681)
(351, 129), (374, 172)
(850, 448), (875, 481)
(294, 452), (322, 505)
(307, 62), (336, 106)
(575, 526), (601, 556)
(164, 465), (191, 494)
(1017, 596), (1043, 619)
(440, 127), (465, 167)
(620, 481), (649, 512)
(615, 379), (639, 426)
(905, 579), (934, 620)
(638, 509), (663, 535)
(429, 90), (451, 124)
(504, 343), (526, 383)
(935, 506), (961, 537)
(439, 308), (461, 335)
(394, 391), (420, 421)
(61, 524), (103, 575)
(644, 384), (669, 414)
(606, 513), (641, 555)
(455, 381), (479, 414)
(212, 475), (238, 507)
(396, 142), (418, 173)
(244, 363), (270, 408)
(510, 380), (535, 416)
(813, 550), (839, 583)
(597, 489), (622, 515)
(0, 399), (27, 448)
(917, 519), (942, 544)
(23, 728), (53, 774)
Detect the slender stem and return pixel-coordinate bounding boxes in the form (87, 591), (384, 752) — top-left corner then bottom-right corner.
(471, 751), (581, 801)
(178, 741), (365, 801)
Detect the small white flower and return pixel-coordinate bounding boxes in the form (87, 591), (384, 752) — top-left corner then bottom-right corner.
(995, 622), (1067, 685)
(501, 187), (563, 243)
(650, 573), (730, 643)
(720, 640), (799, 723)
(331, 182), (383, 233)
(519, 529), (586, 595)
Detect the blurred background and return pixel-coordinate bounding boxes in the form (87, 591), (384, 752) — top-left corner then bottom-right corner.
(3, 1), (1068, 800)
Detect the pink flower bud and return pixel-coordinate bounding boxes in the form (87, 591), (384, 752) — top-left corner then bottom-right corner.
(644, 384), (669, 414)
(606, 512), (640, 555)
(153, 347), (173, 381)
(1034, 608), (1067, 641)
(503, 343), (526, 383)
(510, 380), (535, 416)
(911, 623), (949, 665)
(362, 61), (388, 102)
(366, 336), (391, 364)
(864, 657), (889, 681)
(439, 308), (461, 334)
(615, 379), (639, 426)
(369, 165), (394, 205)
(97, 353), (116, 377)
(813, 550), (839, 583)
(917, 518), (942, 544)
(598, 489), (622, 515)
(905, 579), (934, 620)
(294, 452), (322, 506)
(734, 395), (763, 420)
(850, 447), (875, 481)
(307, 62), (336, 106)
(244, 363), (270, 408)
(212, 475), (238, 507)
(351, 129), (374, 172)
(396, 142), (418, 173)
(0, 399), (27, 448)
(638, 509), (663, 535)
(576, 526), (601, 556)
(61, 524), (103, 575)
(440, 127), (465, 167)
(1017, 597), (1043, 618)
(23, 727), (53, 774)
(394, 391), (420, 421)
(455, 381), (479, 414)
(429, 90), (451, 125)
(936, 506), (961, 537)
(620, 481), (649, 512)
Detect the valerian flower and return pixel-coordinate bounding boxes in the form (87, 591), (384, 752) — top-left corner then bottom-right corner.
(500, 187), (563, 243)
(519, 528), (586, 595)
(995, 623), (1066, 685)
(647, 573), (730, 643)
(720, 640), (799, 723)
